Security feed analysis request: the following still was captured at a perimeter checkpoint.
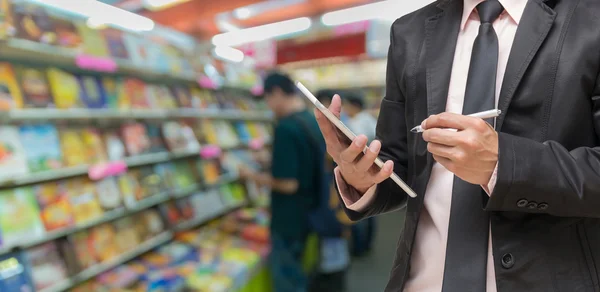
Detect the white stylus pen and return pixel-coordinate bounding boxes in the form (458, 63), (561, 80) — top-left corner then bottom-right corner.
(410, 109), (502, 133)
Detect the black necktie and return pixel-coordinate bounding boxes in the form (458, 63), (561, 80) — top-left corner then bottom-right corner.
(441, 1), (503, 291)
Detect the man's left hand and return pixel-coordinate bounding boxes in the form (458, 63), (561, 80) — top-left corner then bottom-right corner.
(422, 112), (498, 185)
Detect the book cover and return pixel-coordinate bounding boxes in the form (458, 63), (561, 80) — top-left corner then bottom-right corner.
(155, 85), (178, 109)
(161, 121), (200, 153)
(77, 75), (107, 109)
(103, 129), (126, 161)
(198, 160), (221, 186)
(81, 128), (108, 164)
(15, 66), (53, 108)
(0, 187), (45, 248)
(113, 217), (140, 252)
(0, 0), (15, 40)
(234, 122), (252, 145)
(117, 171), (146, 207)
(75, 22), (109, 57)
(12, 2), (56, 44)
(67, 178), (104, 224)
(124, 79), (149, 109)
(95, 177), (122, 211)
(47, 68), (81, 109)
(121, 123), (151, 156)
(153, 163), (177, 191)
(0, 251), (35, 292)
(145, 123), (166, 153)
(137, 209), (164, 241)
(88, 223), (119, 262)
(199, 120), (219, 145)
(103, 77), (129, 110)
(0, 62), (23, 110)
(102, 28), (129, 59)
(173, 161), (196, 189)
(69, 231), (96, 270)
(24, 241), (68, 290)
(50, 15), (82, 49)
(33, 181), (74, 231)
(19, 124), (63, 172)
(0, 126), (29, 180)
(59, 129), (88, 167)
(139, 167), (165, 195)
(159, 202), (184, 226)
(170, 86), (192, 108)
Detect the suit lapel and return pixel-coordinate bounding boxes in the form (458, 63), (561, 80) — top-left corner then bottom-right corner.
(496, 0), (556, 130)
(425, 0), (463, 116)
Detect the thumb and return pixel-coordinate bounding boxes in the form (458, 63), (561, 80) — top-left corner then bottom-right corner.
(329, 94), (342, 118)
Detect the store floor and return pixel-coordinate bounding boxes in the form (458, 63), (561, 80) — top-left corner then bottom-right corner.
(347, 209), (406, 292)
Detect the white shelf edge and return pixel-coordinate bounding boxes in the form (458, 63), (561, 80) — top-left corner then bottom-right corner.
(173, 203), (244, 232)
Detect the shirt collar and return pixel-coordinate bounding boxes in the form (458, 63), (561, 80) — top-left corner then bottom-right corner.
(461, 0), (527, 30)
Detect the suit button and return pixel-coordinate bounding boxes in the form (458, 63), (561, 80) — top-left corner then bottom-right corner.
(516, 199), (528, 208)
(501, 253), (515, 269)
(526, 201), (538, 210)
(538, 202), (549, 210)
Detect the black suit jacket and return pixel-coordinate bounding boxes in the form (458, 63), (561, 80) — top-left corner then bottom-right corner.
(340, 0), (600, 291)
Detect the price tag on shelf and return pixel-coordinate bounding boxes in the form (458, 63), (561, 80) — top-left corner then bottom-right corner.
(75, 54), (118, 73)
(88, 161), (128, 180)
(200, 145), (222, 159)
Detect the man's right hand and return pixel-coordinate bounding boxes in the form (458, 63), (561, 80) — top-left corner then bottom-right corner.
(314, 94), (394, 194)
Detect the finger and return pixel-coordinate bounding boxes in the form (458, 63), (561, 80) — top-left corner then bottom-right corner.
(422, 128), (462, 147)
(372, 160), (394, 184)
(340, 135), (368, 163)
(423, 112), (482, 131)
(432, 154), (456, 173)
(426, 142), (455, 158)
(314, 109), (343, 151)
(329, 94), (342, 118)
(355, 140), (381, 172)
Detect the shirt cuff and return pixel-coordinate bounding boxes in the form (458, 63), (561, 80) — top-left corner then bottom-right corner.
(334, 167), (377, 212)
(481, 163), (498, 196)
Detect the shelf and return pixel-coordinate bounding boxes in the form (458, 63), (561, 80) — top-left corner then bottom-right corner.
(0, 108), (274, 122)
(40, 232), (174, 292)
(0, 150), (196, 188)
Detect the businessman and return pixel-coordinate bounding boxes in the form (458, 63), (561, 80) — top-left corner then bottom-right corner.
(315, 0), (600, 291)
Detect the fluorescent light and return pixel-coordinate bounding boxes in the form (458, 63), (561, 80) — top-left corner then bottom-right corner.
(233, 7), (252, 20)
(212, 17), (311, 47)
(321, 0), (434, 26)
(213, 46), (245, 63)
(30, 0), (154, 32)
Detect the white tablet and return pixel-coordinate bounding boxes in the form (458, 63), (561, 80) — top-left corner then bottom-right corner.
(296, 81), (417, 198)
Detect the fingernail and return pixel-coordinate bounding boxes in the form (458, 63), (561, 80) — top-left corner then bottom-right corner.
(369, 141), (381, 153)
(421, 119), (427, 130)
(354, 137), (365, 147)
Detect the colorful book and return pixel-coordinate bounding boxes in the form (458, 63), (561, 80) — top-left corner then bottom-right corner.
(170, 86), (192, 108)
(114, 217), (140, 252)
(19, 124), (63, 172)
(95, 177), (122, 211)
(103, 77), (130, 110)
(161, 121), (200, 153)
(0, 251), (35, 292)
(124, 79), (149, 109)
(146, 123), (167, 153)
(103, 129), (126, 161)
(121, 123), (151, 156)
(82, 128), (108, 164)
(24, 242), (68, 290)
(0, 187), (45, 248)
(138, 167), (165, 195)
(15, 66), (54, 108)
(78, 75), (107, 109)
(117, 171), (146, 207)
(173, 161), (196, 189)
(75, 22), (109, 57)
(102, 28), (129, 59)
(47, 68), (81, 109)
(88, 223), (120, 262)
(0, 126), (29, 180)
(67, 178), (104, 224)
(69, 231), (96, 270)
(33, 181), (74, 231)
(0, 62), (23, 110)
(153, 163), (177, 190)
(12, 3), (56, 44)
(59, 129), (89, 167)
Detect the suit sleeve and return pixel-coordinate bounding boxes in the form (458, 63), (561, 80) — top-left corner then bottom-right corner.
(337, 26), (410, 221)
(485, 74), (600, 218)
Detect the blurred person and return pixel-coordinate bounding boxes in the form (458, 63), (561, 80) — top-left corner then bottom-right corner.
(314, 0), (600, 292)
(317, 89), (350, 124)
(343, 92), (377, 142)
(242, 72), (324, 292)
